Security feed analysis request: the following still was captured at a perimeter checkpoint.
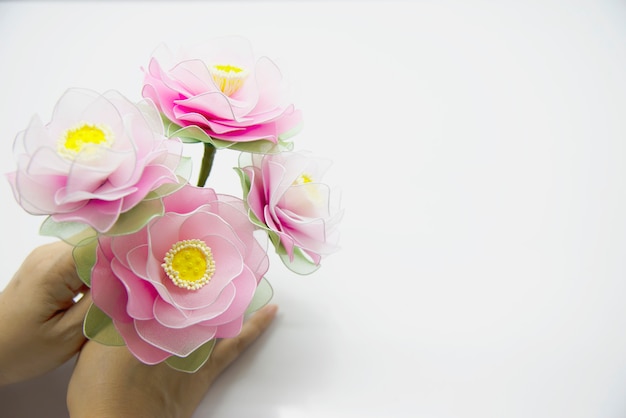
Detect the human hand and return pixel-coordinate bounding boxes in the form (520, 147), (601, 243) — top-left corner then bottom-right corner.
(0, 241), (91, 386)
(66, 303), (278, 418)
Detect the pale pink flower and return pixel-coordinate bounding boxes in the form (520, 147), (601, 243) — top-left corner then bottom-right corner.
(6, 88), (183, 233)
(238, 152), (342, 270)
(142, 36), (301, 144)
(91, 185), (269, 364)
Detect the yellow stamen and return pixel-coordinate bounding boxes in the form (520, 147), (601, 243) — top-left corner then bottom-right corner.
(209, 64), (249, 96)
(162, 239), (216, 290)
(292, 173), (324, 203)
(293, 173), (313, 185)
(58, 122), (114, 159)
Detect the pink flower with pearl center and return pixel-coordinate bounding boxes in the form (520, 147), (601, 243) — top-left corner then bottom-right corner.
(91, 185), (269, 364)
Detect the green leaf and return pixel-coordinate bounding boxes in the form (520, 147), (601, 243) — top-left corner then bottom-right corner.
(233, 167), (251, 197)
(223, 138), (288, 154)
(165, 339), (216, 373)
(144, 177), (187, 201)
(278, 251), (321, 275)
(275, 240), (321, 275)
(166, 122), (293, 154)
(169, 125), (209, 144)
(73, 238), (98, 287)
(39, 217), (97, 246)
(105, 199), (164, 236)
(162, 117), (190, 140)
(248, 209), (267, 229)
(83, 304), (125, 346)
(245, 278), (274, 315)
(175, 156), (193, 181)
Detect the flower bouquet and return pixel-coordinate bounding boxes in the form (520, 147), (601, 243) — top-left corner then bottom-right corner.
(6, 36), (342, 372)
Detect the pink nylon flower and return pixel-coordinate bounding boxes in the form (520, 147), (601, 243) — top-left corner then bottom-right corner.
(90, 185), (269, 364)
(239, 152), (342, 267)
(6, 88), (183, 233)
(142, 36), (302, 143)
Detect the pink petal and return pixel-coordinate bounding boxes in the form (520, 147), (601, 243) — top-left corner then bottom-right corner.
(213, 315), (244, 339)
(275, 206), (327, 251)
(199, 265), (258, 326)
(263, 158), (289, 207)
(175, 92), (236, 120)
(147, 213), (186, 262)
(22, 146), (70, 177)
(91, 246), (131, 323)
(111, 258), (158, 320)
(244, 236), (270, 281)
(243, 166), (266, 222)
(11, 168), (78, 215)
(142, 82), (179, 123)
(280, 183), (330, 218)
(160, 234), (243, 310)
(179, 210), (245, 254)
(153, 283), (236, 328)
(111, 229), (149, 270)
(52, 199), (123, 233)
(208, 114), (298, 142)
(264, 205), (282, 234)
(119, 164), (179, 212)
(250, 56), (285, 114)
(161, 185), (218, 215)
(126, 243), (150, 279)
(114, 320), (171, 365)
(168, 59), (217, 95)
(135, 319), (217, 357)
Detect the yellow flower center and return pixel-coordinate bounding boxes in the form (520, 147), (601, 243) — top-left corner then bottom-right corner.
(292, 173), (324, 203)
(209, 64), (249, 96)
(162, 239), (216, 290)
(58, 122), (114, 159)
(293, 173), (313, 185)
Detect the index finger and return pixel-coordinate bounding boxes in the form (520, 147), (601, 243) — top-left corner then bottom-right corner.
(204, 304), (279, 379)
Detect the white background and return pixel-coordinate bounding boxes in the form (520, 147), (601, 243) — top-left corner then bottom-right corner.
(1, 1), (626, 417)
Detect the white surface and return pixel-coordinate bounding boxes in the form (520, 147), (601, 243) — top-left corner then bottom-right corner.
(1, 0), (626, 417)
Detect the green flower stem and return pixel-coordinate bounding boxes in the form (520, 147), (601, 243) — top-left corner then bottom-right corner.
(197, 142), (216, 187)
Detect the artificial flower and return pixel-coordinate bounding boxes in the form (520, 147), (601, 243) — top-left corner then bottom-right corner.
(236, 151), (342, 273)
(90, 184), (269, 366)
(141, 36), (302, 147)
(6, 39), (342, 371)
(6, 88), (183, 233)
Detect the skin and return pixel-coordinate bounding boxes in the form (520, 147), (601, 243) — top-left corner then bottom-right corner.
(66, 304), (278, 418)
(0, 241), (92, 386)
